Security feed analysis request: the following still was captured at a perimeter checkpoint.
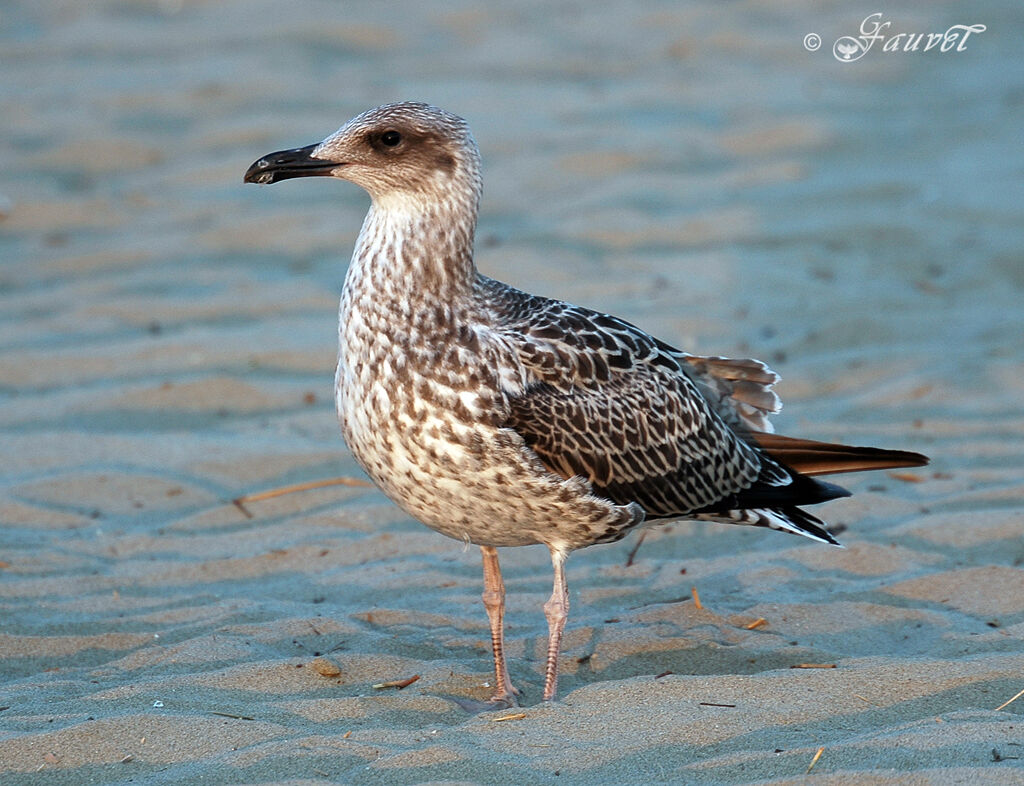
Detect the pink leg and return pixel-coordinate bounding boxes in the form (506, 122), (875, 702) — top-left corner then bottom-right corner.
(542, 547), (570, 701)
(480, 545), (519, 704)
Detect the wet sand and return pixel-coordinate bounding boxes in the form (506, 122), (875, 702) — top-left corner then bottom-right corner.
(1, 1), (1022, 783)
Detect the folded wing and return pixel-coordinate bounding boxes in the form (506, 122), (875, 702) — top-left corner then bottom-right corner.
(481, 276), (927, 543)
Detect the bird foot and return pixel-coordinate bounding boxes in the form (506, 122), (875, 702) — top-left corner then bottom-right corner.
(448, 690), (519, 715)
(487, 691), (520, 709)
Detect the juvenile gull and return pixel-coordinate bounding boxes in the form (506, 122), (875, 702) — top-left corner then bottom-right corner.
(244, 102), (928, 703)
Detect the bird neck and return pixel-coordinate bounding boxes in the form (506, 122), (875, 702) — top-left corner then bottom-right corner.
(347, 189), (479, 301)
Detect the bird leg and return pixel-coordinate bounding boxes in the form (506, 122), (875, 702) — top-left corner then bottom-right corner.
(480, 545), (518, 704)
(541, 547), (570, 701)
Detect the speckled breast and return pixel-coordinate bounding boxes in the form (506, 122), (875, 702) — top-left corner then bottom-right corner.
(335, 297), (530, 545)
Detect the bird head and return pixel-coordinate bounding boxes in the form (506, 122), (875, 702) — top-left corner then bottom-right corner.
(244, 102), (482, 209)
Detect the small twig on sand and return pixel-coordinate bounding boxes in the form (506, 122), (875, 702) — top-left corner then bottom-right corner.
(699, 701), (736, 708)
(372, 674), (420, 690)
(790, 663), (836, 669)
(232, 476), (372, 517)
(995, 686), (1024, 712)
(744, 617), (768, 630)
(490, 712), (527, 722)
(691, 586), (703, 610)
(806, 747), (824, 773)
(624, 532), (647, 567)
(233, 499), (254, 519)
(209, 711), (254, 721)
(887, 471), (925, 483)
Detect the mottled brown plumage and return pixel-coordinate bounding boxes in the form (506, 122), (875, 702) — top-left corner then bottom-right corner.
(244, 102), (928, 703)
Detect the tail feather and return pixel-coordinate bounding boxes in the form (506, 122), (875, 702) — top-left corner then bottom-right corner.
(693, 434), (928, 548)
(681, 354), (782, 433)
(752, 433), (929, 477)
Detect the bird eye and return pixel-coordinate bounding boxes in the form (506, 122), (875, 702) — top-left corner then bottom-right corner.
(380, 130), (402, 147)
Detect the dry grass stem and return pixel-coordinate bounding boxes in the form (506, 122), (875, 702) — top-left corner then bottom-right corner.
(994, 686), (1024, 711)
(209, 711), (255, 720)
(790, 663), (836, 669)
(490, 712), (527, 722)
(624, 531), (647, 566)
(806, 746), (825, 773)
(887, 471), (925, 483)
(233, 476), (373, 516)
(372, 674), (420, 690)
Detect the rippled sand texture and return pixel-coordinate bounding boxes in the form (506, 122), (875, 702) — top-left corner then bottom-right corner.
(1, 1), (1022, 784)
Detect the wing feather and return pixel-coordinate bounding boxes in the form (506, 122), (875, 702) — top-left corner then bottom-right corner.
(474, 276), (926, 542)
(478, 278), (779, 516)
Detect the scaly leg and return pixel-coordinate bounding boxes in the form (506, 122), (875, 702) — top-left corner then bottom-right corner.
(541, 546), (570, 701)
(480, 545), (518, 704)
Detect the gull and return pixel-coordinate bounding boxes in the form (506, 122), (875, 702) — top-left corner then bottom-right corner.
(244, 102), (928, 703)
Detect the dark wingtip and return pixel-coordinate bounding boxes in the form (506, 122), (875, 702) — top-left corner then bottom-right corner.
(815, 478), (853, 500)
(777, 506), (843, 546)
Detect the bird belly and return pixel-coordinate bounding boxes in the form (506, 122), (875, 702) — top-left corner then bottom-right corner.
(335, 340), (640, 550)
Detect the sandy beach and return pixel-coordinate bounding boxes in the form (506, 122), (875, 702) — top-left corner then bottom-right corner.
(1, 1), (1022, 783)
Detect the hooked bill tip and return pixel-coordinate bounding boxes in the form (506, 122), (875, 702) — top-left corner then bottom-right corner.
(243, 144), (340, 184)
